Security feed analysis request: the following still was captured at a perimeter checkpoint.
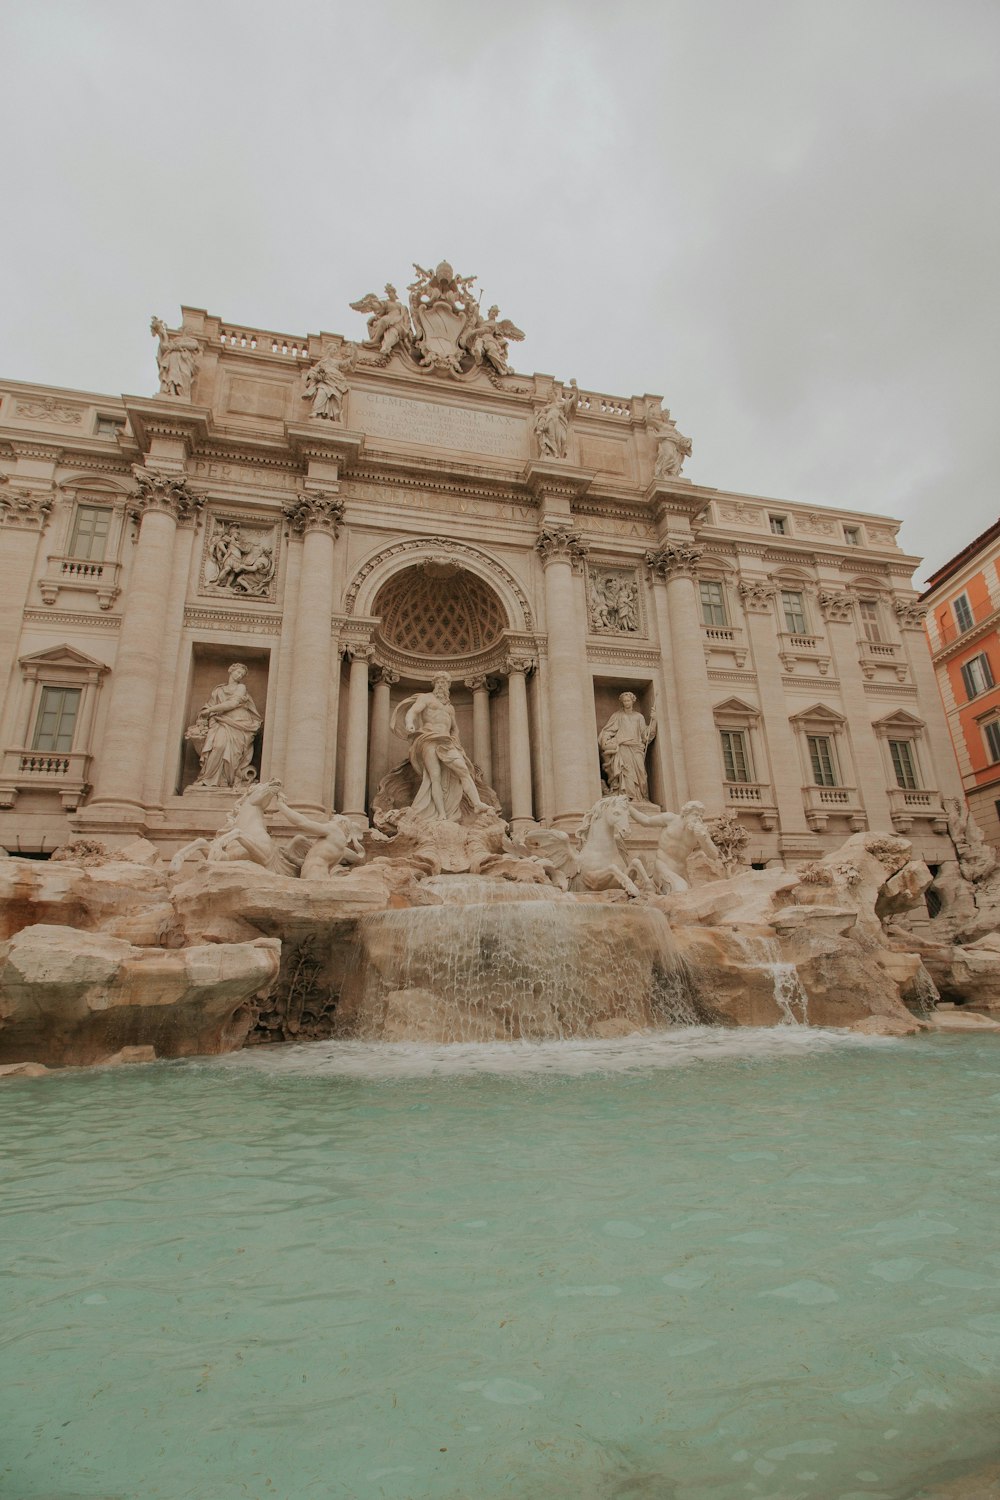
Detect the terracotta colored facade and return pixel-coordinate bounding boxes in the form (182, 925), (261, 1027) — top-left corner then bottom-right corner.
(923, 519), (1000, 847)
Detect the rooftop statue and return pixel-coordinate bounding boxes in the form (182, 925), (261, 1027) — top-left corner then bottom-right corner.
(533, 381), (577, 459)
(150, 315), (199, 399)
(651, 409), (693, 479)
(302, 350), (352, 421)
(349, 284), (413, 358)
(349, 260), (524, 380)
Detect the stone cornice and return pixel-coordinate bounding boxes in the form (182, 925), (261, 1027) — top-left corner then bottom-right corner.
(122, 397), (213, 457)
(8, 440), (63, 463)
(284, 422), (364, 469)
(183, 605), (282, 635)
(22, 607), (121, 629)
(523, 459), (594, 503)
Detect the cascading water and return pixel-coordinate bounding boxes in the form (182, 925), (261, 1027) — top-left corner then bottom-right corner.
(335, 877), (703, 1042)
(730, 931), (809, 1025)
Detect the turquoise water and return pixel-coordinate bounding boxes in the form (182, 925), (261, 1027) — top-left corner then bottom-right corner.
(3, 1028), (1000, 1500)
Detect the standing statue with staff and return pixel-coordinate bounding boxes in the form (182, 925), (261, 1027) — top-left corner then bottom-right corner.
(598, 692), (657, 802)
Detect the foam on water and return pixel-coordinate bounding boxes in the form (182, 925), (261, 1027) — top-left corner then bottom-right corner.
(212, 1023), (887, 1079)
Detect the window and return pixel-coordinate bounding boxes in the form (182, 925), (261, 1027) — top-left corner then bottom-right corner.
(953, 594), (974, 633)
(31, 687), (81, 753)
(984, 720), (1000, 764)
(843, 526), (860, 546)
(95, 416), (125, 439)
(720, 729), (751, 783)
(961, 653), (994, 700)
(807, 734), (838, 786)
(858, 598), (883, 642)
(769, 515), (786, 536)
(781, 589), (807, 634)
(68, 504), (112, 562)
(700, 580), (727, 627)
(889, 739), (920, 790)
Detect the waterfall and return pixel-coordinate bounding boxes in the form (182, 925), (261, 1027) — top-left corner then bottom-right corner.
(730, 931), (809, 1026)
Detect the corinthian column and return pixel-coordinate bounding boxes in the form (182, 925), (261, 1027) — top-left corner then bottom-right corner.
(368, 667), (399, 799)
(89, 469), (203, 817)
(341, 643), (374, 824)
(505, 653), (536, 834)
(536, 524), (598, 827)
(280, 491), (343, 813)
(464, 675), (495, 788)
(646, 541), (722, 812)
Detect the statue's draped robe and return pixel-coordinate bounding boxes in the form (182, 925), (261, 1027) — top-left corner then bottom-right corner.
(598, 710), (652, 801)
(196, 685), (262, 787)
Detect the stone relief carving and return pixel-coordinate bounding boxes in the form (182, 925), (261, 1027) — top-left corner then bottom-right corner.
(587, 568), (641, 634)
(349, 260), (525, 382)
(0, 478), (52, 529)
(129, 467), (203, 525)
(184, 663), (262, 789)
(533, 382), (577, 459)
(867, 524), (898, 546)
(536, 524), (588, 569)
(282, 492), (345, 536)
(301, 351), (352, 422)
(718, 502), (764, 528)
(598, 692), (657, 801)
(737, 578), (777, 612)
(151, 316), (199, 399)
(646, 541), (703, 580)
(14, 397), (83, 425)
(817, 588), (856, 623)
(893, 598), (927, 630)
(651, 410), (692, 478)
(798, 513), (838, 538)
(202, 518), (278, 600)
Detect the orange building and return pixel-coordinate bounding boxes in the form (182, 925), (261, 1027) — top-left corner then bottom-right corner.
(923, 519), (1000, 847)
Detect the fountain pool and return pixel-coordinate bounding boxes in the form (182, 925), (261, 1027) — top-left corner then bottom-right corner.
(4, 1029), (1000, 1500)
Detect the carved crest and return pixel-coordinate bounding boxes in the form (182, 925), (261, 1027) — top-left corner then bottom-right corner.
(349, 259), (523, 381)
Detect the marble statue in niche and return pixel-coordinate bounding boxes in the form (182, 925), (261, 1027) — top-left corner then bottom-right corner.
(302, 351), (351, 421)
(588, 570), (640, 633)
(391, 672), (493, 823)
(533, 381), (577, 459)
(151, 316), (199, 399)
(651, 409), (692, 478)
(203, 519), (277, 599)
(598, 692), (657, 802)
(185, 663), (263, 789)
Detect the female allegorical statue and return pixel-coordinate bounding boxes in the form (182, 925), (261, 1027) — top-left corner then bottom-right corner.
(597, 691), (657, 802)
(185, 663), (263, 788)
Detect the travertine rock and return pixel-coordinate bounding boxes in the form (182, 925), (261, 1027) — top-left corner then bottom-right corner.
(0, 924), (279, 1066)
(851, 1014), (926, 1036)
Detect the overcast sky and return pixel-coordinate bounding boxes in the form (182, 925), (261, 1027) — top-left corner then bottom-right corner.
(3, 1), (998, 583)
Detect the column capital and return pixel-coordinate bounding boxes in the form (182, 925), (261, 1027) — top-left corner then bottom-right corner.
(817, 587), (855, 623)
(646, 540), (703, 581)
(0, 479), (52, 530)
(129, 466), (204, 526)
(371, 666), (400, 686)
(283, 490), (345, 537)
(536, 523), (588, 571)
(344, 642), (375, 665)
(504, 653), (537, 676)
(735, 577), (777, 613)
(893, 596), (927, 631)
(464, 674), (499, 693)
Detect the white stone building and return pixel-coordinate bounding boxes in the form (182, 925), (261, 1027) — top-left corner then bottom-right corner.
(0, 268), (963, 865)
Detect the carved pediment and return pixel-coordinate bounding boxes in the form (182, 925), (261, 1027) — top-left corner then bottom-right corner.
(19, 644), (109, 673)
(788, 702), (846, 726)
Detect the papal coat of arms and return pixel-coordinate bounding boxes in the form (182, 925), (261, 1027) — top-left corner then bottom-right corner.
(350, 260), (524, 379)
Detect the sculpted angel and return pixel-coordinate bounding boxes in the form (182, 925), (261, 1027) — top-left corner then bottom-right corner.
(463, 304), (524, 375)
(533, 380), (578, 459)
(349, 284), (412, 356)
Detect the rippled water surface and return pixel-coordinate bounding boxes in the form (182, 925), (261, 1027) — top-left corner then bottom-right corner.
(4, 1028), (1000, 1500)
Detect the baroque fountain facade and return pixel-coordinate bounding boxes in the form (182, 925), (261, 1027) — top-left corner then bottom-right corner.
(0, 260), (997, 1065)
